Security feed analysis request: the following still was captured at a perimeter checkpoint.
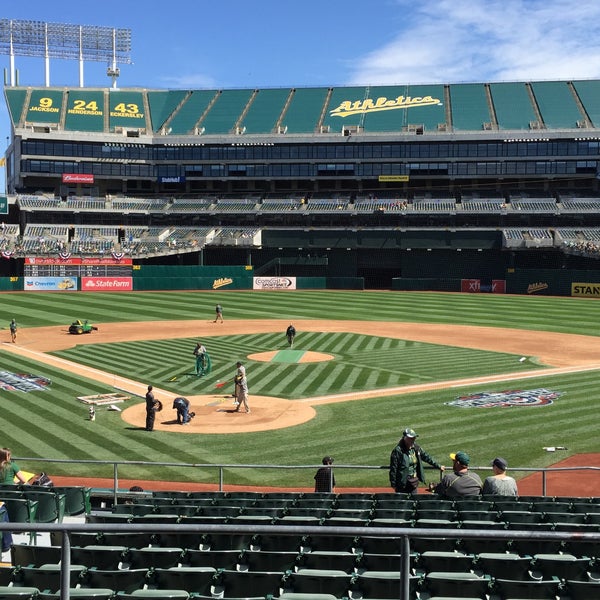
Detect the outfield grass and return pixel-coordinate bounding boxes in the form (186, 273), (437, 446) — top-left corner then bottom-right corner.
(1, 290), (599, 488)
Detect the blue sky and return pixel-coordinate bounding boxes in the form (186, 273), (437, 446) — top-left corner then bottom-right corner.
(3, 0), (600, 191)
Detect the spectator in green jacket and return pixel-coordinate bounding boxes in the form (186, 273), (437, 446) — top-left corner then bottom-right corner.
(389, 428), (444, 495)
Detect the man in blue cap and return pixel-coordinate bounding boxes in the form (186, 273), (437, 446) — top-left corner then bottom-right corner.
(389, 428), (444, 494)
(434, 451), (483, 497)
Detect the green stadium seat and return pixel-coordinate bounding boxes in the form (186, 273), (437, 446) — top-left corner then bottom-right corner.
(249, 533), (306, 553)
(113, 503), (155, 516)
(125, 547), (185, 570)
(356, 551), (419, 574)
(52, 486), (91, 516)
(0, 566), (13, 586)
(238, 550), (298, 572)
(424, 571), (491, 598)
(410, 537), (459, 554)
(79, 568), (150, 594)
(279, 594), (337, 600)
(37, 590), (115, 600)
(372, 508), (415, 520)
(531, 553), (592, 582)
(285, 569), (353, 597)
(566, 579), (600, 600)
(459, 538), (509, 555)
(416, 550), (475, 575)
(71, 545), (127, 570)
(113, 591), (189, 600)
(150, 566), (216, 595)
(184, 549), (241, 570)
(10, 544), (62, 568)
(493, 576), (562, 599)
(22, 491), (65, 524)
(302, 535), (357, 554)
(350, 570), (421, 599)
(86, 513), (132, 524)
(0, 587), (42, 598)
(213, 569), (284, 599)
(295, 551), (357, 573)
(474, 552), (532, 579)
(12, 564), (86, 594)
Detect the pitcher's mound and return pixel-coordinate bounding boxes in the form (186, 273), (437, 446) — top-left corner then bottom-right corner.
(122, 395), (316, 433)
(249, 350), (334, 363)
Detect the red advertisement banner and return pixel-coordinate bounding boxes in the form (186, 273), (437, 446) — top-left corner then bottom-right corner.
(62, 173), (94, 183)
(461, 279), (481, 293)
(26, 257), (132, 265)
(81, 277), (133, 291)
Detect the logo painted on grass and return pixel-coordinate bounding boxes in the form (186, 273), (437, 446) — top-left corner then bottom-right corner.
(0, 372), (51, 392)
(446, 388), (562, 408)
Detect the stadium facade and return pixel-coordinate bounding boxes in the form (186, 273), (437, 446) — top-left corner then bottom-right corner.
(3, 80), (600, 291)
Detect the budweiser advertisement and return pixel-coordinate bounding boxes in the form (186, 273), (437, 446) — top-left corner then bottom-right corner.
(62, 173), (94, 183)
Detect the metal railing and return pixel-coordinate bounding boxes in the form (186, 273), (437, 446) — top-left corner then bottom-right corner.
(14, 456), (600, 505)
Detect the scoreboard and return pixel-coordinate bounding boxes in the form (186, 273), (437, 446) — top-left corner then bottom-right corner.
(24, 257), (132, 277)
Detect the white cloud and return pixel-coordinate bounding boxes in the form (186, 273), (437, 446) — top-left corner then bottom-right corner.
(158, 73), (217, 89)
(348, 0), (600, 84)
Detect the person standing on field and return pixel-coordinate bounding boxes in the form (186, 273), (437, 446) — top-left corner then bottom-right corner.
(286, 323), (296, 347)
(145, 385), (159, 431)
(9, 319), (17, 343)
(214, 304), (223, 323)
(234, 361), (250, 413)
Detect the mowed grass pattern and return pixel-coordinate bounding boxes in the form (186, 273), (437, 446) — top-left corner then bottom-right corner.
(0, 290), (599, 487)
(53, 333), (543, 399)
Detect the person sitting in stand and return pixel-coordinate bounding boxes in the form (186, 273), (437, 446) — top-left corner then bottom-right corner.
(434, 451), (482, 498)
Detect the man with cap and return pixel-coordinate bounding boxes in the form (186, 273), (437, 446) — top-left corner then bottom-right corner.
(434, 451), (483, 498)
(482, 457), (518, 496)
(389, 428), (444, 495)
(314, 456), (335, 492)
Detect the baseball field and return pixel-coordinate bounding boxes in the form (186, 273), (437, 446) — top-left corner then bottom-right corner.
(1, 289), (599, 491)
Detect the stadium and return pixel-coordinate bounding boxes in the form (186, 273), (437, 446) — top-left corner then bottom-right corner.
(1, 17), (600, 600)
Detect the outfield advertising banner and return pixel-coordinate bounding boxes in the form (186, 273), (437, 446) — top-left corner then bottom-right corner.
(572, 282), (600, 297)
(461, 279), (480, 293)
(253, 277), (297, 290)
(24, 277), (78, 291)
(81, 277), (133, 291)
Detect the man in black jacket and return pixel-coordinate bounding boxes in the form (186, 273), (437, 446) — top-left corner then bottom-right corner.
(389, 428), (444, 494)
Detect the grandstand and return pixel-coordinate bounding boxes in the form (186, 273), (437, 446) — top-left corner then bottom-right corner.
(2, 485), (600, 599)
(2, 79), (600, 288)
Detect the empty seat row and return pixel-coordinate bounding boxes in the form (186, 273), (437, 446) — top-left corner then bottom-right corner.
(1, 564), (599, 599)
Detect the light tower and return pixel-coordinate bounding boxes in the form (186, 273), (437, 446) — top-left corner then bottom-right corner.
(0, 19), (132, 87)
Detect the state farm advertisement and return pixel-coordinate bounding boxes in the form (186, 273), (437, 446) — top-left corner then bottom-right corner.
(81, 277), (133, 291)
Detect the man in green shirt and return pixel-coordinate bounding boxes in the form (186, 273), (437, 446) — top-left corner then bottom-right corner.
(389, 428), (444, 494)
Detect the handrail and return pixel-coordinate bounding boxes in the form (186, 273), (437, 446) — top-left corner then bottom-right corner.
(14, 456), (600, 502)
(1, 520), (599, 600)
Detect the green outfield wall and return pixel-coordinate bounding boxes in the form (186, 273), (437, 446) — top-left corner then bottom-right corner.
(132, 265), (253, 291)
(506, 268), (600, 296)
